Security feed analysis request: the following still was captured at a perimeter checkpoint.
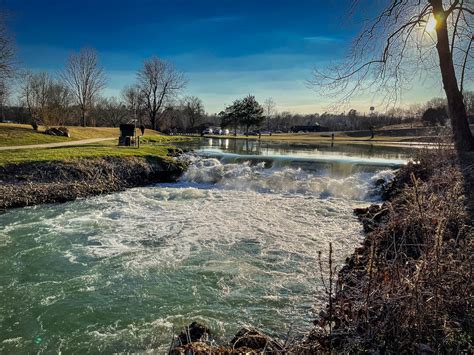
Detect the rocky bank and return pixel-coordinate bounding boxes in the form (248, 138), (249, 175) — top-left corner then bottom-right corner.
(296, 148), (473, 353)
(0, 154), (187, 210)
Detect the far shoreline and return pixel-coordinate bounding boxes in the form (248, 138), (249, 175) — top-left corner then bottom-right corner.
(200, 133), (453, 149)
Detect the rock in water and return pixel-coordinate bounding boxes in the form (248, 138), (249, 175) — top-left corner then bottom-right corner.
(230, 327), (285, 352)
(169, 323), (287, 354)
(177, 322), (211, 345)
(167, 147), (184, 157)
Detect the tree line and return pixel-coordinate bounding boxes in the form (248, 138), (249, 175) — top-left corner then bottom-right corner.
(210, 94), (474, 134)
(0, 14), (472, 135)
(15, 49), (192, 130)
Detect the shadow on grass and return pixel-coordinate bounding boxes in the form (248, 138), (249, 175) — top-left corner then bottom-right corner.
(47, 143), (122, 150)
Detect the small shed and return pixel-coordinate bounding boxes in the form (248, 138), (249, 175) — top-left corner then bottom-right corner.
(119, 124), (136, 146)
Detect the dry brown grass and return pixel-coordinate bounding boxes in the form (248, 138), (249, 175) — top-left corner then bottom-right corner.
(299, 147), (473, 353)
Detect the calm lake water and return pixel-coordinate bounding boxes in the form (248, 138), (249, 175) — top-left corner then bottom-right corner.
(0, 139), (416, 353)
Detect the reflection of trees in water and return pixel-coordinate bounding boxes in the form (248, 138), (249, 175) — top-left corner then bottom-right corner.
(279, 142), (412, 160)
(213, 138), (264, 155)
(177, 138), (415, 160)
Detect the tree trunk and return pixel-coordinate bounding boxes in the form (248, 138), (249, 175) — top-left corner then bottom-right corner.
(81, 109), (86, 127)
(432, 1), (474, 151)
(150, 112), (156, 131)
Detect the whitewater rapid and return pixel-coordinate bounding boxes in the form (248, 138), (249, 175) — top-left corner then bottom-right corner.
(0, 155), (397, 353)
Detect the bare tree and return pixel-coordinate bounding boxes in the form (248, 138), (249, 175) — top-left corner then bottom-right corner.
(0, 16), (15, 123)
(0, 16), (15, 80)
(136, 57), (186, 131)
(160, 105), (183, 131)
(263, 97), (277, 131)
(93, 96), (128, 127)
(61, 47), (106, 127)
(18, 72), (34, 121)
(181, 96), (204, 131)
(121, 85), (145, 124)
(464, 90), (474, 120)
(0, 80), (10, 122)
(311, 0), (474, 151)
(45, 81), (73, 126)
(19, 71), (52, 124)
(19, 71), (73, 126)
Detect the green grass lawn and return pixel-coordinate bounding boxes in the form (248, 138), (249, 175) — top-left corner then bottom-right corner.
(0, 124), (70, 146)
(0, 123), (165, 146)
(0, 136), (195, 166)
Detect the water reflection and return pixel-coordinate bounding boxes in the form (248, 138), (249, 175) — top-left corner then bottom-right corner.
(176, 138), (416, 161)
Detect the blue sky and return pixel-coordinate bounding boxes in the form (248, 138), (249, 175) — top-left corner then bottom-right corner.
(4, 0), (448, 113)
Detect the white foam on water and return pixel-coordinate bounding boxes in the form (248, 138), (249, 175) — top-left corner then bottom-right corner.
(0, 155), (400, 353)
(180, 157), (388, 200)
(0, 231), (11, 247)
(40, 294), (64, 306)
(1, 337), (23, 345)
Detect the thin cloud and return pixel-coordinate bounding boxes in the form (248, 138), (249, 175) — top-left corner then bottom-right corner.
(303, 35), (341, 42)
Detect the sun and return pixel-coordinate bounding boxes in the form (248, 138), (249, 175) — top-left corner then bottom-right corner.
(426, 16), (437, 33)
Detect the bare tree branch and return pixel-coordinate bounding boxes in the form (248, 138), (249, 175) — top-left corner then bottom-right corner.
(136, 57), (186, 131)
(460, 35), (473, 93)
(60, 48), (106, 127)
(310, 0), (474, 150)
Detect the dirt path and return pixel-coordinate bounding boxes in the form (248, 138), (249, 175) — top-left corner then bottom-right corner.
(0, 137), (116, 151)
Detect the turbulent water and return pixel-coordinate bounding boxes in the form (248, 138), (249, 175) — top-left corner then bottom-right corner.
(0, 141), (411, 353)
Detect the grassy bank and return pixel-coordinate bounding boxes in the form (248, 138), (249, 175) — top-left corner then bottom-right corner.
(298, 148), (473, 353)
(0, 123), (164, 147)
(0, 125), (196, 208)
(0, 135), (194, 166)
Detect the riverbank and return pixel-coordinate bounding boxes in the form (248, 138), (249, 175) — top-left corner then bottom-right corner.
(0, 154), (187, 210)
(297, 148), (473, 353)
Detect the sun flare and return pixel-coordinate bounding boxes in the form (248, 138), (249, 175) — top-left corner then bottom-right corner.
(426, 16), (437, 33)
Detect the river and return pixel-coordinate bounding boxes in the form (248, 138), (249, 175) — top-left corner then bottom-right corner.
(0, 139), (415, 353)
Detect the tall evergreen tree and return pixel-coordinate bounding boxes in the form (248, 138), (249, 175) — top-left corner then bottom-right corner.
(220, 95), (265, 135)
